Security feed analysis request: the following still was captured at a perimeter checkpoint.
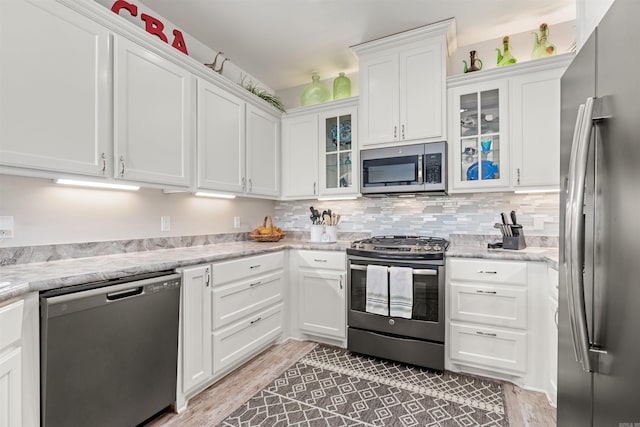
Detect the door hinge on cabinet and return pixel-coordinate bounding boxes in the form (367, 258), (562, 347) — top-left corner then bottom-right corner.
(119, 156), (126, 177)
(101, 153), (106, 174)
(517, 168), (521, 185)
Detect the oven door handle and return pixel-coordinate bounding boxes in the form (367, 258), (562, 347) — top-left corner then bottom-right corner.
(349, 264), (437, 276)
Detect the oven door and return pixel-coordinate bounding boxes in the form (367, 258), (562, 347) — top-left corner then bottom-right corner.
(347, 255), (444, 343)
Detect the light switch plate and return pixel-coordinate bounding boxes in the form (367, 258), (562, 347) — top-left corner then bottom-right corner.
(233, 216), (241, 229)
(0, 216), (14, 238)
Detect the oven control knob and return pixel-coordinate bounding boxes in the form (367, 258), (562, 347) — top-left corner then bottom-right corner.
(433, 244), (442, 251)
(358, 243), (365, 249)
(389, 319), (395, 326)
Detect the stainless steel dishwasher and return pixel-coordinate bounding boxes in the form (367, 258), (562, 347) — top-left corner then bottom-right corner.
(40, 271), (181, 427)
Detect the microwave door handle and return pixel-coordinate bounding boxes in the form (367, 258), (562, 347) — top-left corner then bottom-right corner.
(418, 155), (424, 184)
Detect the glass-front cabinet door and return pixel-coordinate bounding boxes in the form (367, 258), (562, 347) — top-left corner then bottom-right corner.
(450, 80), (509, 190)
(319, 106), (359, 196)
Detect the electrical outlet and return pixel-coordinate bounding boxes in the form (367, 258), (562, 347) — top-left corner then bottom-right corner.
(161, 216), (171, 232)
(0, 216), (14, 239)
(233, 216), (241, 229)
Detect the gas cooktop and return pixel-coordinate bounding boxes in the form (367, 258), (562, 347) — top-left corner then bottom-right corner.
(347, 235), (448, 261)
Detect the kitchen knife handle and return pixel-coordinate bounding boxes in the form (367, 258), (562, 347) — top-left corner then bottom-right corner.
(510, 210), (518, 225)
(501, 212), (509, 225)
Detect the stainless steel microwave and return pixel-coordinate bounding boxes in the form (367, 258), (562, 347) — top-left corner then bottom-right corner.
(360, 142), (447, 195)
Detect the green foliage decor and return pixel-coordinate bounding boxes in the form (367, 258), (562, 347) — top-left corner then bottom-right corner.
(241, 75), (286, 113)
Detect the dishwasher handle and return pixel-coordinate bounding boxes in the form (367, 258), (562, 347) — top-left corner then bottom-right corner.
(107, 287), (143, 301)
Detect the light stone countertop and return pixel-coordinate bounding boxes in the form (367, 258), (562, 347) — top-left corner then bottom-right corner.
(446, 245), (559, 270)
(0, 239), (350, 303)
(0, 236), (560, 304)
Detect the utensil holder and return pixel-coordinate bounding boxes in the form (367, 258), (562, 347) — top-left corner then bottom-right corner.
(310, 225), (323, 242)
(503, 234), (527, 250)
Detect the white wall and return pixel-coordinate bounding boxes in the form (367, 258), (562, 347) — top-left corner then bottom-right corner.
(0, 175), (275, 247)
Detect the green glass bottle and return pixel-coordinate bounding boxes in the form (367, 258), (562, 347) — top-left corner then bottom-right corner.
(333, 72), (351, 100)
(531, 23), (556, 59)
(300, 73), (331, 106)
(497, 36), (517, 67)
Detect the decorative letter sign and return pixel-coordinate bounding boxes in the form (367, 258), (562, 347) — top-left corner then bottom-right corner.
(110, 0), (189, 55)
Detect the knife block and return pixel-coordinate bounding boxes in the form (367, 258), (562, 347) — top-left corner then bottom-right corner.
(503, 234), (527, 250)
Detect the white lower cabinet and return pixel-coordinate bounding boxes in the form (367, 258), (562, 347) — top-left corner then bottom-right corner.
(178, 252), (284, 410)
(298, 270), (346, 339)
(292, 250), (346, 343)
(447, 258), (529, 377)
(180, 265), (213, 396)
(0, 294), (38, 427)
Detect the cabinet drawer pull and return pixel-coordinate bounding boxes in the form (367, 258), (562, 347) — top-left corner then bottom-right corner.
(314, 259), (328, 263)
(475, 331), (497, 337)
(249, 281), (262, 287)
(249, 265), (261, 269)
(250, 317), (262, 325)
(477, 270), (498, 274)
(476, 290), (497, 294)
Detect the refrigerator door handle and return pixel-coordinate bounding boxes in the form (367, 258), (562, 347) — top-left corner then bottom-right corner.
(565, 102), (585, 364)
(569, 96), (596, 372)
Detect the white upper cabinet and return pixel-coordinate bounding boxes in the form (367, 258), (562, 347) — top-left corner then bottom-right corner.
(245, 105), (280, 197)
(114, 35), (194, 187)
(447, 54), (572, 193)
(353, 20), (452, 148)
(449, 80), (510, 191)
(281, 98), (359, 200)
(0, 0), (111, 176)
(510, 66), (566, 190)
(281, 114), (319, 199)
(197, 78), (245, 193)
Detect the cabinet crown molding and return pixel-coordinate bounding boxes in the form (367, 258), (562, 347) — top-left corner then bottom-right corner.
(351, 18), (457, 57)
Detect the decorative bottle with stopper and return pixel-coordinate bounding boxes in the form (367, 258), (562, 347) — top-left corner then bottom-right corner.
(531, 23), (556, 59)
(496, 36), (517, 67)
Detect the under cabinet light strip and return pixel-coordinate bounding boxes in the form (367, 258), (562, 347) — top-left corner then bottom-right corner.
(194, 192), (236, 199)
(317, 196), (358, 201)
(514, 189), (561, 194)
(55, 179), (140, 191)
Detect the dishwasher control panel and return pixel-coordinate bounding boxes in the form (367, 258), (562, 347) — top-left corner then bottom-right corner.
(148, 279), (181, 294)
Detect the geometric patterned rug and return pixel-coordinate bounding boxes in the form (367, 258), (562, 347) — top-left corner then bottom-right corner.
(220, 344), (508, 426)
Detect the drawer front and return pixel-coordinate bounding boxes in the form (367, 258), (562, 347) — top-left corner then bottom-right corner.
(211, 271), (284, 329)
(212, 303), (283, 375)
(296, 250), (345, 271)
(0, 299), (24, 351)
(450, 283), (527, 329)
(212, 251), (284, 285)
(449, 322), (527, 373)
(448, 258), (527, 285)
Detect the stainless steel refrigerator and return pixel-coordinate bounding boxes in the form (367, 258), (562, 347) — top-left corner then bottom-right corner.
(559, 0), (640, 425)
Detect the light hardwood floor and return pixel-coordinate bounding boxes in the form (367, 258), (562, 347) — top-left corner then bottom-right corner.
(145, 340), (556, 426)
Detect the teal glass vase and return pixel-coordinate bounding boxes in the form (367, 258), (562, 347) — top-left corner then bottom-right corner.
(301, 73), (330, 106)
(333, 72), (351, 100)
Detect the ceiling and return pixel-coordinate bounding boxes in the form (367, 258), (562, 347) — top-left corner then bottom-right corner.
(138, 0), (576, 91)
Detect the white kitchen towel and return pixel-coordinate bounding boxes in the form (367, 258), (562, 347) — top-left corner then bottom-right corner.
(365, 265), (389, 316)
(389, 266), (413, 319)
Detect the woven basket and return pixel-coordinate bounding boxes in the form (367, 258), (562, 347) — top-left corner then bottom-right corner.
(249, 216), (286, 242)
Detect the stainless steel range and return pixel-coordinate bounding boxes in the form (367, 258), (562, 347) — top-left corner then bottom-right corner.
(346, 235), (447, 370)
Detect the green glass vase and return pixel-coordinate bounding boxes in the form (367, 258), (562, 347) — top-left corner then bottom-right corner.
(333, 72), (351, 100)
(301, 73), (330, 106)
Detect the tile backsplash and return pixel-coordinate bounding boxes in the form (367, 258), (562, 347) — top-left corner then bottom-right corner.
(274, 192), (559, 237)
